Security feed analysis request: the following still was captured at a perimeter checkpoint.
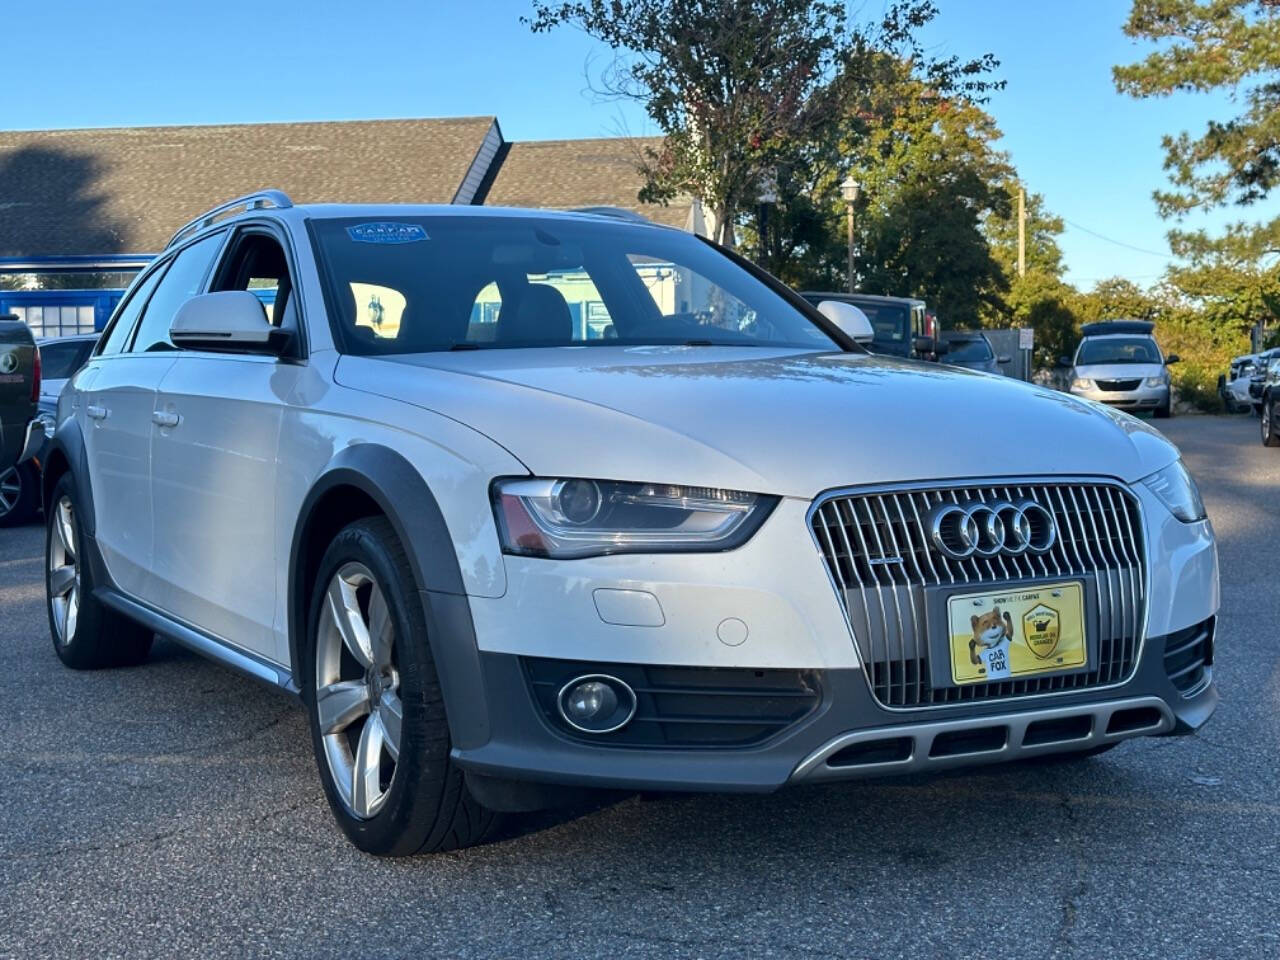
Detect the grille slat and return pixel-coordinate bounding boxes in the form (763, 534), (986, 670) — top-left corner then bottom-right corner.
(811, 481), (1147, 709)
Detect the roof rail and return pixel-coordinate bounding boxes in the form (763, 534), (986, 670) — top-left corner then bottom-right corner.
(167, 190), (294, 249)
(569, 206), (654, 225)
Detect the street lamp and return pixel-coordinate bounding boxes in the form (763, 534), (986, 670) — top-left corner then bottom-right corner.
(841, 175), (861, 293)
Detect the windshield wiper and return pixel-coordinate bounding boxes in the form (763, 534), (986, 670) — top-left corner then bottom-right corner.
(448, 342), (482, 351)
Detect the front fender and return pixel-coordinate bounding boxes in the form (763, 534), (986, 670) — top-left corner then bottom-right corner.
(287, 444), (495, 749)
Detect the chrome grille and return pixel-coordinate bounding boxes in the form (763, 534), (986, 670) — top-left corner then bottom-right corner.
(810, 481), (1146, 708)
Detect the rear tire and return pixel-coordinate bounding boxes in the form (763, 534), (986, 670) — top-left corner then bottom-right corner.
(302, 515), (499, 856)
(1263, 397), (1280, 447)
(46, 473), (154, 669)
(0, 461), (40, 527)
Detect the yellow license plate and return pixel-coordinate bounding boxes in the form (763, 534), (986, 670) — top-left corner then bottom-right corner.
(947, 582), (1087, 685)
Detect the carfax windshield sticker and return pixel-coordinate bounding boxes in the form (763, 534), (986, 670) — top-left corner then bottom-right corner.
(346, 222), (429, 244)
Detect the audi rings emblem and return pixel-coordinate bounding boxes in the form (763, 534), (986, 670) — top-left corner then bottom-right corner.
(928, 500), (1056, 559)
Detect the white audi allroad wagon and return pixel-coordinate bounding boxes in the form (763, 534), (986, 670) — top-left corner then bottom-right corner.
(43, 192), (1219, 855)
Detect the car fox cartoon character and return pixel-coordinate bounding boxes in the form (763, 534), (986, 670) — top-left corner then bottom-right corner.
(970, 607), (1014, 665)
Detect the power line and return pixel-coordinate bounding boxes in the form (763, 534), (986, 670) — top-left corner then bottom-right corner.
(1061, 219), (1174, 259)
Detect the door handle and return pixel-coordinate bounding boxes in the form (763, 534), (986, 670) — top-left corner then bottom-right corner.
(152, 411), (181, 429)
(86, 404), (109, 420)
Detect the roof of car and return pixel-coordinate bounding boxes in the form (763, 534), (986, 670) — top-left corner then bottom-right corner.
(36, 333), (98, 345)
(799, 291), (925, 308)
(1080, 320), (1155, 337)
(941, 330), (988, 340)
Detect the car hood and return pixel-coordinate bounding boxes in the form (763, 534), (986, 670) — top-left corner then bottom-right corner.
(1074, 362), (1166, 381)
(336, 347), (1180, 498)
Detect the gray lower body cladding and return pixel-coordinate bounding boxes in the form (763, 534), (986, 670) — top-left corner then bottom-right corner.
(450, 618), (1216, 797)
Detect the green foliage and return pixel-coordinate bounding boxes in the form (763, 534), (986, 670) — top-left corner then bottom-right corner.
(1115, 1), (1280, 217)
(527, 1), (999, 247)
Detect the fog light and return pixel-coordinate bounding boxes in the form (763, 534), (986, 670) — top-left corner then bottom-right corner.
(556, 674), (636, 734)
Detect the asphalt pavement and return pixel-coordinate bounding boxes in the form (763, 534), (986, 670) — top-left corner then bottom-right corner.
(1, 414), (1277, 960)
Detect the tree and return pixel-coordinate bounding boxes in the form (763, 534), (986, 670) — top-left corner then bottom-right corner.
(1114, 1), (1280, 221)
(527, 0), (999, 248)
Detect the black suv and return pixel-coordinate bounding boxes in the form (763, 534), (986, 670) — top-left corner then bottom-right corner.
(1261, 351), (1280, 448)
(0, 315), (40, 525)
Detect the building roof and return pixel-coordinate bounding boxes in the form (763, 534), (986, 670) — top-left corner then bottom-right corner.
(480, 137), (691, 229)
(0, 117), (500, 257)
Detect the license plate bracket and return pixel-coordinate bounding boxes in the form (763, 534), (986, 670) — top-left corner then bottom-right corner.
(925, 579), (1097, 689)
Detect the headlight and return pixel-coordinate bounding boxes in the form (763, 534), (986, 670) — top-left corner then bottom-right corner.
(1145, 376), (1168, 388)
(492, 478), (777, 558)
(1141, 460), (1206, 523)
(1070, 378), (1095, 391)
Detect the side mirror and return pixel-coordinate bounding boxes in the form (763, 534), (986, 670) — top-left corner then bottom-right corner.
(170, 291), (289, 355)
(997, 355), (1012, 365)
(1056, 355), (1072, 369)
(0, 313), (18, 323)
(1165, 354), (1180, 365)
(816, 299), (874, 345)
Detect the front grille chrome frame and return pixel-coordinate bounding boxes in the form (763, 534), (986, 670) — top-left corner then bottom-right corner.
(807, 476), (1150, 712)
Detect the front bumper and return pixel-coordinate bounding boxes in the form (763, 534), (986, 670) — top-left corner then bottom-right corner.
(452, 621), (1216, 797)
(450, 485), (1218, 800)
(1070, 382), (1169, 412)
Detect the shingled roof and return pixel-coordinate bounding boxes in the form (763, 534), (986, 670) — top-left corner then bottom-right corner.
(0, 117), (500, 257)
(480, 137), (692, 229)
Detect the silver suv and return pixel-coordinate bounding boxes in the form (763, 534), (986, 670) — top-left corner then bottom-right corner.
(44, 192), (1219, 855)
(1066, 320), (1178, 418)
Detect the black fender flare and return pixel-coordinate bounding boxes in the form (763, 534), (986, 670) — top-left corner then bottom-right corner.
(42, 420), (94, 534)
(288, 444), (491, 749)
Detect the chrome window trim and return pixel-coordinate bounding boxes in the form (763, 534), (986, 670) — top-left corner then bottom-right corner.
(805, 475), (1151, 713)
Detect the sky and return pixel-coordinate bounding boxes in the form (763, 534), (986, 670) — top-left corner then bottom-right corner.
(2, 0), (1274, 288)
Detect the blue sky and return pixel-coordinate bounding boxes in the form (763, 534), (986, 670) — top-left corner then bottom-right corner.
(3, 0), (1272, 288)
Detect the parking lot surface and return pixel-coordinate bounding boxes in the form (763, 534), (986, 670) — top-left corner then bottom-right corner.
(1, 415), (1277, 960)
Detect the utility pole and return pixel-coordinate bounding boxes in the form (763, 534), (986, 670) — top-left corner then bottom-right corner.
(1017, 186), (1026, 279)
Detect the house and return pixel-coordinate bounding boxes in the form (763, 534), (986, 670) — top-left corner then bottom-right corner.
(0, 117), (696, 335)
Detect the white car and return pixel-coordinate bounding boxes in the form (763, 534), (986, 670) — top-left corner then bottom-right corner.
(1066, 320), (1177, 418)
(1221, 353), (1258, 413)
(44, 192), (1219, 856)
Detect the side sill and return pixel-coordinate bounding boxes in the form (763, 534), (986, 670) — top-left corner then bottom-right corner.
(98, 588), (299, 696)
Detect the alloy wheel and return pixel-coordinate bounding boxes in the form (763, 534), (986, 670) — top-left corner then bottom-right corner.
(0, 466), (20, 518)
(315, 562), (404, 820)
(48, 496), (80, 645)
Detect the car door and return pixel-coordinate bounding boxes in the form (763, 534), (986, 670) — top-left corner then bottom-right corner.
(149, 226), (303, 660)
(83, 233), (226, 602)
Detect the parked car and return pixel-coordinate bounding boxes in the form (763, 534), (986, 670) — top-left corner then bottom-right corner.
(1260, 351), (1280, 447)
(940, 330), (1008, 375)
(1247, 348), (1280, 415)
(1219, 353), (1259, 413)
(45, 192), (1219, 856)
(36, 334), (98, 404)
(0, 315), (41, 526)
(1064, 320), (1177, 418)
(798, 291), (943, 359)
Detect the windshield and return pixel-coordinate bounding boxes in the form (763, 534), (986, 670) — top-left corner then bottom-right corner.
(38, 340), (90, 380)
(1077, 336), (1161, 365)
(943, 336), (993, 363)
(311, 216), (838, 354)
(847, 301), (910, 356)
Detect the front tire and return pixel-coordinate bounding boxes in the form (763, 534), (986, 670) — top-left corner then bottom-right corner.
(0, 461), (40, 527)
(302, 516), (498, 856)
(1263, 397), (1280, 447)
(46, 473), (154, 669)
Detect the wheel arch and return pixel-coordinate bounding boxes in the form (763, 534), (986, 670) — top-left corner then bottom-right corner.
(287, 444), (491, 748)
(42, 423), (92, 533)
